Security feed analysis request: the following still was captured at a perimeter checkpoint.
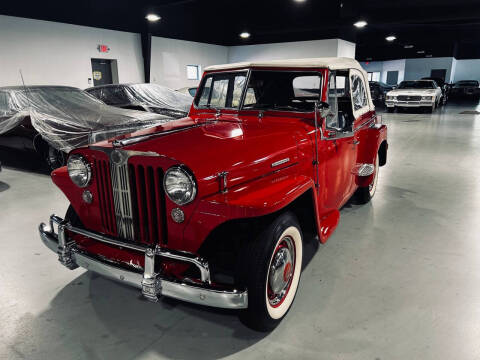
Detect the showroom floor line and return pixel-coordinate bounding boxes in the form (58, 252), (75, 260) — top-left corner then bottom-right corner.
(1, 103), (480, 360)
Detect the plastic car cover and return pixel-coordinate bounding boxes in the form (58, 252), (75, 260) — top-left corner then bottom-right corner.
(0, 86), (175, 152)
(87, 83), (192, 116)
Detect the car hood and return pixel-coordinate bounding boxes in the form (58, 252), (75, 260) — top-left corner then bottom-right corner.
(96, 115), (303, 197)
(387, 89), (436, 96)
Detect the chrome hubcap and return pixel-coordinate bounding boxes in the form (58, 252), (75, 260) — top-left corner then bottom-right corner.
(268, 236), (295, 306)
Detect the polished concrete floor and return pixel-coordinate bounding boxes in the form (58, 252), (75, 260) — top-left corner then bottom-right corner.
(1, 102), (480, 360)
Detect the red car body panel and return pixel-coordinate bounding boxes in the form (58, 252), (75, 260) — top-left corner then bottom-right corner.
(51, 66), (387, 275)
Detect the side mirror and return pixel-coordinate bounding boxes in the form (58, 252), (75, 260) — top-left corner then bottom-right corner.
(315, 101), (330, 118)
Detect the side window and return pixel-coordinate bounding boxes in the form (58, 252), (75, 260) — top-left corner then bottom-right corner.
(350, 74), (368, 111)
(327, 71), (354, 133)
(327, 72), (339, 129)
(231, 75), (246, 107)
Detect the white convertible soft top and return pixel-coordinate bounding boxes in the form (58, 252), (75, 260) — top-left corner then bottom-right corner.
(205, 57), (364, 72)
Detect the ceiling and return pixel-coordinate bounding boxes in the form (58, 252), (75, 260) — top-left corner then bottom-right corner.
(1, 0), (480, 61)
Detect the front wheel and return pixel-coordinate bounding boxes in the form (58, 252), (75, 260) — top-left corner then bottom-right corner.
(236, 212), (303, 331)
(354, 155), (379, 204)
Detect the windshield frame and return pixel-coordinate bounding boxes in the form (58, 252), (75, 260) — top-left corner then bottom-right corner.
(194, 68), (324, 114)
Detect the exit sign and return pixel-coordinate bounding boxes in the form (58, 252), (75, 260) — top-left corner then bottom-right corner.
(97, 44), (110, 53)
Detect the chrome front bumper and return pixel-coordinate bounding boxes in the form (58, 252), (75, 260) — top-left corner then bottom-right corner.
(386, 100), (434, 108)
(39, 215), (248, 309)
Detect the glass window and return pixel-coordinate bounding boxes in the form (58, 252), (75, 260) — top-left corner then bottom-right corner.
(293, 76), (321, 98)
(231, 75), (246, 107)
(242, 71), (321, 112)
(327, 73), (339, 129)
(198, 77), (212, 106)
(351, 74), (368, 111)
(187, 65), (200, 80)
(196, 72), (247, 109)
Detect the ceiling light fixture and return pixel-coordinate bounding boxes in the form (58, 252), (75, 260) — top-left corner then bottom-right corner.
(404, 44), (414, 49)
(426, 54), (433, 58)
(417, 50), (425, 54)
(354, 20), (367, 28)
(240, 32), (251, 39)
(294, 0), (307, 2)
(385, 35), (396, 42)
(145, 14), (161, 22)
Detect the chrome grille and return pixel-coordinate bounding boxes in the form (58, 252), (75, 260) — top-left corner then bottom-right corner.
(398, 95), (421, 101)
(111, 163), (135, 241)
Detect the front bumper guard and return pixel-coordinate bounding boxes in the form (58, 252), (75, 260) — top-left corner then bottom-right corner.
(39, 215), (248, 309)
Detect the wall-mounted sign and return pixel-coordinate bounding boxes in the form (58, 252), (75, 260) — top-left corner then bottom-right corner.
(97, 44), (110, 53)
(93, 71), (102, 81)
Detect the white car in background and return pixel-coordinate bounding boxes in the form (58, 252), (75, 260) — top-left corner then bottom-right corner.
(385, 80), (442, 113)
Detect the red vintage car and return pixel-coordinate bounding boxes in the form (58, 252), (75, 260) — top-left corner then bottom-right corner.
(40, 58), (388, 331)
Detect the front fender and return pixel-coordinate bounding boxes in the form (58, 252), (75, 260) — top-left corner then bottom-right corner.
(181, 169), (318, 253)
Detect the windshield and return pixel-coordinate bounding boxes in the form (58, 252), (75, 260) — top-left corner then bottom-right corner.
(398, 81), (435, 89)
(456, 81), (479, 87)
(195, 70), (322, 112)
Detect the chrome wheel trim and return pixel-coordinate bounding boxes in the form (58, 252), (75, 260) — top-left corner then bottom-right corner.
(369, 155), (379, 197)
(265, 226), (303, 320)
(267, 236), (295, 307)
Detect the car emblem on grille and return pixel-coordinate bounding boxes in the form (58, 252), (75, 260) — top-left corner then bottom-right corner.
(111, 149), (128, 166)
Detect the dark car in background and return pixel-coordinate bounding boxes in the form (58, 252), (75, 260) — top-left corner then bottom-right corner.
(86, 83), (192, 118)
(369, 81), (394, 104)
(421, 77), (448, 104)
(0, 86), (172, 169)
(449, 80), (480, 100)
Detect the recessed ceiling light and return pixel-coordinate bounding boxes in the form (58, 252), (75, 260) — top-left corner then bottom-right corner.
(404, 44), (414, 49)
(145, 14), (161, 22)
(294, 0), (307, 2)
(354, 20), (367, 28)
(426, 54), (433, 58)
(417, 50), (425, 54)
(386, 35), (396, 42)
(240, 32), (251, 39)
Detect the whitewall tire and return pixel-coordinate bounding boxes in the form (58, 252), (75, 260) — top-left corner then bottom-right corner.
(236, 212), (303, 331)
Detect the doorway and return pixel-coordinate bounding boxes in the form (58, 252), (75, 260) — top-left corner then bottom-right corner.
(91, 59), (119, 86)
(430, 69), (447, 81)
(386, 71), (399, 85)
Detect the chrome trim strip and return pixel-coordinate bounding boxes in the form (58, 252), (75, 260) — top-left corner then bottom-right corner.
(111, 124), (205, 147)
(271, 158), (290, 168)
(39, 220), (247, 309)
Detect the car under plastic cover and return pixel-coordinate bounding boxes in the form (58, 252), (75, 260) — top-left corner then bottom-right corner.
(0, 86), (178, 152)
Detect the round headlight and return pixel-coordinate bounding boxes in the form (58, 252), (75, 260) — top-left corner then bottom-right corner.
(164, 166), (197, 205)
(67, 154), (91, 188)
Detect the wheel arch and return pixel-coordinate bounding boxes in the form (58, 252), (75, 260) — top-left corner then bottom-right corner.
(378, 140), (388, 167)
(196, 187), (320, 279)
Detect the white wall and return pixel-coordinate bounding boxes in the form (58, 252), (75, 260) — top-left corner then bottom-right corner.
(0, 15), (145, 89)
(227, 39), (355, 63)
(150, 37), (228, 90)
(360, 59), (405, 84)
(453, 59), (480, 82)
(404, 57), (456, 82)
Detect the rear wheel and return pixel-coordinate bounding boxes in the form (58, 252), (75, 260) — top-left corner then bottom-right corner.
(354, 155), (379, 204)
(236, 212), (303, 331)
